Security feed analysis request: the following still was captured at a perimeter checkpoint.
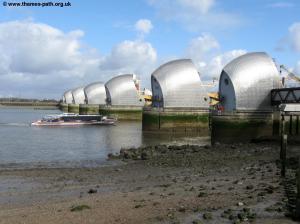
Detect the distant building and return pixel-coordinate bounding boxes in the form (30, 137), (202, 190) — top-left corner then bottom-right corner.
(71, 87), (85, 104)
(84, 82), (106, 105)
(105, 74), (143, 106)
(151, 59), (209, 108)
(219, 52), (282, 112)
(63, 90), (73, 104)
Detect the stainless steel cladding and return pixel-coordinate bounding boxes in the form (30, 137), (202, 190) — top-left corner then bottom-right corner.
(84, 82), (106, 105)
(151, 59), (209, 108)
(105, 74), (143, 106)
(71, 87), (85, 104)
(219, 52), (282, 111)
(63, 90), (73, 104)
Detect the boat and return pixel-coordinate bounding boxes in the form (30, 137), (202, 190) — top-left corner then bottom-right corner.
(31, 113), (116, 126)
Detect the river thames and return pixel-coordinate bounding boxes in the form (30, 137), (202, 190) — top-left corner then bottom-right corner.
(0, 107), (209, 169)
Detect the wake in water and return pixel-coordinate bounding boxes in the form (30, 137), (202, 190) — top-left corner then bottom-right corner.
(0, 123), (30, 127)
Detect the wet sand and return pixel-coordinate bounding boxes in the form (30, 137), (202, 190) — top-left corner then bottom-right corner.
(0, 143), (298, 224)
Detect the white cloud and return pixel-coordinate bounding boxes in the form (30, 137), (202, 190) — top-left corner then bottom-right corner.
(186, 33), (219, 62)
(0, 20), (103, 99)
(268, 2), (294, 8)
(177, 0), (215, 14)
(0, 20), (159, 99)
(100, 40), (157, 86)
(148, 0), (240, 31)
(135, 19), (153, 35)
(295, 61), (300, 74)
(0, 21), (86, 75)
(288, 22), (300, 52)
(101, 40), (156, 70)
(276, 23), (300, 80)
(199, 50), (247, 79)
(186, 33), (246, 79)
(277, 22), (300, 52)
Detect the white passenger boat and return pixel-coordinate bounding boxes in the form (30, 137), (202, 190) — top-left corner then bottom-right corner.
(31, 113), (116, 126)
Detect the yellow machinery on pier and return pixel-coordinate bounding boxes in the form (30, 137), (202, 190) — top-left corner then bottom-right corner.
(139, 88), (152, 106)
(208, 92), (219, 106)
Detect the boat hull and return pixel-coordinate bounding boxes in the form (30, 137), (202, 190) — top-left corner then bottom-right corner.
(31, 120), (115, 126)
(31, 113), (116, 127)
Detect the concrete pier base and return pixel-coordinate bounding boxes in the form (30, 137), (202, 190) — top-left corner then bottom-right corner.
(284, 114), (300, 136)
(211, 111), (275, 143)
(59, 103), (68, 112)
(68, 104), (80, 113)
(142, 107), (209, 135)
(281, 114), (300, 142)
(99, 105), (143, 120)
(79, 104), (100, 115)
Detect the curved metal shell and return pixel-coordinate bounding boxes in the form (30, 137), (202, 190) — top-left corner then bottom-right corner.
(84, 82), (106, 105)
(219, 52), (282, 111)
(71, 87), (85, 104)
(105, 74), (143, 106)
(63, 90), (73, 104)
(151, 59), (208, 108)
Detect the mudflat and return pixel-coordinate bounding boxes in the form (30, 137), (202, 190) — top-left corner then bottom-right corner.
(0, 143), (298, 224)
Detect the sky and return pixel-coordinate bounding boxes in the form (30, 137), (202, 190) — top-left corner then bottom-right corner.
(0, 0), (299, 99)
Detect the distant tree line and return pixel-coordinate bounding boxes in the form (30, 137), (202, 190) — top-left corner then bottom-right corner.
(0, 98), (59, 103)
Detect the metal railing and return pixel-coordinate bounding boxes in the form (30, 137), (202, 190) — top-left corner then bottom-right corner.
(271, 87), (300, 106)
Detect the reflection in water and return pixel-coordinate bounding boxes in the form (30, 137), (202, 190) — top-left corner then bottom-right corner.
(0, 107), (209, 169)
(103, 121), (142, 154)
(142, 131), (210, 146)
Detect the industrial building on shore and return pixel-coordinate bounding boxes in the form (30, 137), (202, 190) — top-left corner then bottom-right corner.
(84, 82), (106, 105)
(100, 74), (144, 120)
(66, 87), (85, 113)
(143, 59), (210, 134)
(60, 74), (148, 120)
(218, 52), (282, 112)
(212, 52), (283, 142)
(80, 82), (107, 114)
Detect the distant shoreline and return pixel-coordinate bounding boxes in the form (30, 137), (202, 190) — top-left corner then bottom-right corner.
(0, 101), (59, 109)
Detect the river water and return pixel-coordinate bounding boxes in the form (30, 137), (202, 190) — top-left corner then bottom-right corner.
(0, 107), (209, 169)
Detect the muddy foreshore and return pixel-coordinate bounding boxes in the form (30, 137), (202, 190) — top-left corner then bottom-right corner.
(0, 142), (299, 224)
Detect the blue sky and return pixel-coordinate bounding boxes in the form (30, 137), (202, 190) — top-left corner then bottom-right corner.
(0, 0), (299, 99)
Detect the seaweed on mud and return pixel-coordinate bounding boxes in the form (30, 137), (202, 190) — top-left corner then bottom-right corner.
(70, 204), (91, 212)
